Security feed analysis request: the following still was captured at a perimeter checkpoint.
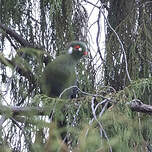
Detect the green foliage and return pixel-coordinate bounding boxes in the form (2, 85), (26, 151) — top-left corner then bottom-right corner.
(0, 0), (152, 151)
(114, 78), (152, 105)
(49, 0), (62, 13)
(105, 0), (152, 91)
(0, 0), (26, 24)
(0, 53), (14, 69)
(17, 48), (45, 58)
(16, 47), (46, 78)
(77, 58), (96, 94)
(30, 89), (152, 152)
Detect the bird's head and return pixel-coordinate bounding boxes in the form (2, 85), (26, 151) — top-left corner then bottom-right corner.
(67, 41), (88, 59)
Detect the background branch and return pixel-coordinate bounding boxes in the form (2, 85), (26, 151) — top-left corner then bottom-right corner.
(127, 99), (152, 115)
(0, 104), (50, 117)
(0, 22), (32, 47)
(0, 52), (36, 85)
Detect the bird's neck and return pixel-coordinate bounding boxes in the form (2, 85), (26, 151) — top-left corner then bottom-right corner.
(71, 54), (82, 62)
(65, 54), (80, 65)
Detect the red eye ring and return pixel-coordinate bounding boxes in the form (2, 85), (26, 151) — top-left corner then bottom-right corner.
(74, 45), (80, 49)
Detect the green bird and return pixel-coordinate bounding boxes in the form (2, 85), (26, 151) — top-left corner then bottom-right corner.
(41, 41), (88, 98)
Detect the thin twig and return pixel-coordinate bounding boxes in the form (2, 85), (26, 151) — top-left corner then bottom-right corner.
(96, 8), (104, 62)
(99, 100), (110, 117)
(94, 98), (107, 112)
(84, 0), (132, 82)
(0, 116), (6, 127)
(59, 85), (113, 102)
(72, 104), (82, 126)
(10, 117), (30, 146)
(91, 97), (112, 152)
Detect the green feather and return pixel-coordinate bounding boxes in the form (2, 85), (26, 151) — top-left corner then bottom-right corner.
(41, 41), (87, 99)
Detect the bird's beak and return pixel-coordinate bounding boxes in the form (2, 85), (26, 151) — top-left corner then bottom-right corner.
(83, 51), (88, 55)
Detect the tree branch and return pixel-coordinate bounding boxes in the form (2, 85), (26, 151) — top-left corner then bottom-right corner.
(0, 104), (50, 117)
(127, 99), (152, 115)
(0, 22), (32, 47)
(0, 52), (36, 85)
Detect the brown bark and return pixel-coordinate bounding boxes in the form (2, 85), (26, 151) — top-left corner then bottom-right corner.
(128, 99), (152, 115)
